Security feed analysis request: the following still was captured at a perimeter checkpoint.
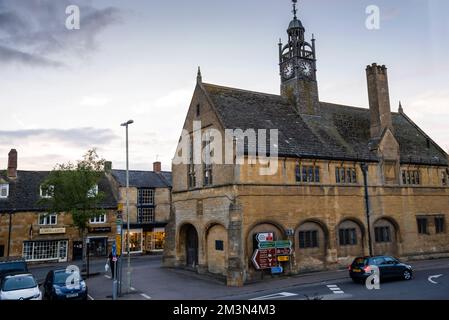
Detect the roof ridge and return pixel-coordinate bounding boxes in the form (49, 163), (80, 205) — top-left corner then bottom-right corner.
(202, 82), (282, 98)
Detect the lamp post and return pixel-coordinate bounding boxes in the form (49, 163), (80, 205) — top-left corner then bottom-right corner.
(121, 120), (134, 294)
(361, 163), (374, 257)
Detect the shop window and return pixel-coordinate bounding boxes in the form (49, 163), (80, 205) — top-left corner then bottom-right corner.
(299, 230), (318, 248)
(147, 229), (165, 251)
(22, 240), (67, 262)
(125, 231), (143, 253)
(435, 216), (445, 234)
(215, 240), (224, 251)
(87, 237), (108, 257)
(339, 228), (357, 246)
(39, 213), (57, 225)
(374, 226), (391, 243)
(417, 217), (428, 235)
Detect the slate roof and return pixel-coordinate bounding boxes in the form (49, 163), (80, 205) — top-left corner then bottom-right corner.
(0, 171), (117, 213)
(202, 83), (448, 166)
(111, 170), (172, 188)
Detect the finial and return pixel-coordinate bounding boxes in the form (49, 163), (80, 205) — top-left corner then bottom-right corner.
(197, 66), (202, 83)
(292, 0), (298, 19)
(398, 101), (403, 113)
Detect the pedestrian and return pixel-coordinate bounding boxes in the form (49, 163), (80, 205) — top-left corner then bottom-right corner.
(108, 251), (115, 279)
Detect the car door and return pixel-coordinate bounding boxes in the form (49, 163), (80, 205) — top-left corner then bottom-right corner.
(381, 256), (397, 278)
(371, 257), (386, 278)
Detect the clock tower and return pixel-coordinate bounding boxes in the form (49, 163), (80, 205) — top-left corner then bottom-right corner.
(279, 0), (320, 115)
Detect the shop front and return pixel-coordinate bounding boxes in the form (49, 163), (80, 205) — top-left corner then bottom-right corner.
(145, 227), (166, 253)
(124, 229), (143, 254)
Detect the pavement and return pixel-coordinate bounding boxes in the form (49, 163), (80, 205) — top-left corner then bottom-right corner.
(30, 255), (448, 300)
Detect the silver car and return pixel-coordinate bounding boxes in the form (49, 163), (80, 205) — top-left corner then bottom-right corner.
(0, 273), (42, 300)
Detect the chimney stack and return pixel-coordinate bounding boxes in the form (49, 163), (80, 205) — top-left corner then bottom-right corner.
(7, 149), (18, 179)
(366, 63), (393, 138)
(153, 161), (161, 173)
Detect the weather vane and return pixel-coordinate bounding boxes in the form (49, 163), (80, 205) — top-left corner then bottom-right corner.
(292, 0), (298, 19)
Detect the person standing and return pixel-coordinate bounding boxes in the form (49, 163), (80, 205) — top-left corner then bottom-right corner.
(108, 251), (115, 279)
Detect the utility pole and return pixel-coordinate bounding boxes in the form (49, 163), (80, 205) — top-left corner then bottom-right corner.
(361, 163), (374, 257)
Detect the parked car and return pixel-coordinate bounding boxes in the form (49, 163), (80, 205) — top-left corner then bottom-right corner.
(349, 256), (413, 283)
(42, 269), (88, 300)
(0, 257), (29, 279)
(0, 272), (42, 300)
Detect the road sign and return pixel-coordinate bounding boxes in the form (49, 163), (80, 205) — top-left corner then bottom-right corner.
(256, 233), (274, 242)
(271, 266), (283, 274)
(275, 247), (292, 255)
(275, 240), (292, 248)
(258, 241), (275, 249)
(277, 255), (290, 262)
(112, 242), (117, 257)
(115, 235), (122, 256)
(116, 224), (122, 235)
(252, 248), (277, 270)
(117, 203), (124, 212)
(116, 219), (122, 225)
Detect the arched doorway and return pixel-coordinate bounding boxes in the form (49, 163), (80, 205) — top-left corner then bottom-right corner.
(206, 224), (228, 275)
(373, 218), (399, 257)
(184, 224), (198, 268)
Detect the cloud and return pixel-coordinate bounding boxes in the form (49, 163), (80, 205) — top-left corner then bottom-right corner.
(0, 127), (118, 147)
(0, 0), (122, 67)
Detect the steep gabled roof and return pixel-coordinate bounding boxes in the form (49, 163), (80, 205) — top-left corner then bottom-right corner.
(111, 170), (172, 188)
(0, 171), (117, 213)
(201, 83), (448, 165)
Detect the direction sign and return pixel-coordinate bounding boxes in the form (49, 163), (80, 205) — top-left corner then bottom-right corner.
(116, 235), (122, 256)
(277, 255), (290, 262)
(256, 233), (274, 242)
(275, 240), (292, 248)
(252, 248), (277, 270)
(271, 266), (283, 274)
(258, 241), (275, 249)
(276, 247), (292, 255)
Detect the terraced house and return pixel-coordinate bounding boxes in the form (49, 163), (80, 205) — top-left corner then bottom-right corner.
(0, 149), (117, 262)
(163, 4), (449, 286)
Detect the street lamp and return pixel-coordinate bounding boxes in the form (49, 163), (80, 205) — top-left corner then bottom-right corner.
(121, 120), (134, 294)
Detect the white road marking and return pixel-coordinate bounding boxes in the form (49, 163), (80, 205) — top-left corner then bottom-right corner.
(87, 294), (94, 300)
(250, 292), (298, 300)
(104, 275), (111, 279)
(428, 274), (443, 284)
(140, 293), (151, 300)
(327, 284), (344, 294)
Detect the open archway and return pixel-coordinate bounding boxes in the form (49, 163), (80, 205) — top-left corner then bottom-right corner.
(178, 223), (199, 268)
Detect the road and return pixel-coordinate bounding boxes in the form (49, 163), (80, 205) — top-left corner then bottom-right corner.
(29, 256), (449, 300)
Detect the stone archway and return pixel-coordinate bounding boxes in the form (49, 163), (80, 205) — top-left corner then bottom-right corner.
(373, 217), (400, 257)
(178, 223), (199, 268)
(206, 224), (228, 276)
(337, 218), (365, 263)
(295, 219), (329, 270)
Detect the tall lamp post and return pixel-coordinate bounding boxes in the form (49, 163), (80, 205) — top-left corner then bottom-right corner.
(361, 163), (374, 257)
(121, 120), (134, 294)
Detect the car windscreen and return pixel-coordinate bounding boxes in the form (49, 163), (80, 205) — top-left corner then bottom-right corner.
(1, 275), (36, 292)
(53, 271), (82, 285)
(352, 258), (368, 266)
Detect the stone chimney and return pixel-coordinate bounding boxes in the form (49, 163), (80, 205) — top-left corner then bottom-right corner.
(7, 149), (18, 179)
(153, 161), (161, 173)
(366, 63), (393, 138)
(104, 161), (112, 172)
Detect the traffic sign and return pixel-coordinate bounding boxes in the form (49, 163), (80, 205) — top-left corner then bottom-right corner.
(116, 219), (122, 225)
(256, 233), (274, 242)
(277, 255), (290, 262)
(275, 240), (292, 248)
(252, 248), (277, 270)
(276, 247), (292, 255)
(115, 235), (122, 256)
(271, 266), (283, 274)
(112, 242), (117, 257)
(258, 241), (275, 249)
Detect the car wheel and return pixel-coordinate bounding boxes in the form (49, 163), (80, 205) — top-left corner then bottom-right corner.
(403, 269), (412, 280)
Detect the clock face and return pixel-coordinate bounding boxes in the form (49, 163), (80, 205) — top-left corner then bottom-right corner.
(282, 61), (294, 79)
(299, 61), (314, 78)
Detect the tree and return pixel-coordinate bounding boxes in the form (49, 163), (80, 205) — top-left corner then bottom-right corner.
(39, 149), (106, 269)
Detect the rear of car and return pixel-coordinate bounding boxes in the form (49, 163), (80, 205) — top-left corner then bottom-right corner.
(0, 273), (41, 300)
(44, 269), (88, 300)
(348, 257), (372, 283)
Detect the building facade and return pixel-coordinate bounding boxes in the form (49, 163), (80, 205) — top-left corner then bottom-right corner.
(0, 149), (118, 263)
(163, 3), (449, 286)
(107, 161), (172, 254)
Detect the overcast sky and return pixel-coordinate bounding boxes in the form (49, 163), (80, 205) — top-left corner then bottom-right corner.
(1, 0), (448, 171)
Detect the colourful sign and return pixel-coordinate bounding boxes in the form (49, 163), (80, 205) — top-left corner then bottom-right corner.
(271, 266), (283, 274)
(251, 248), (277, 270)
(256, 233), (274, 242)
(275, 247), (293, 255)
(277, 255), (290, 262)
(258, 241), (276, 249)
(275, 240), (292, 248)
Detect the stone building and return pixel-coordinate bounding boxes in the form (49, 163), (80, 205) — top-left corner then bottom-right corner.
(107, 161), (172, 254)
(163, 2), (449, 286)
(0, 149), (117, 262)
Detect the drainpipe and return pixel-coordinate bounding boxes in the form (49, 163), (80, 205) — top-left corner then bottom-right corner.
(7, 212), (12, 257)
(361, 163), (374, 257)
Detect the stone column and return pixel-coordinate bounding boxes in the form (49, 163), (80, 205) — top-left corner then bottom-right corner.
(226, 202), (245, 287)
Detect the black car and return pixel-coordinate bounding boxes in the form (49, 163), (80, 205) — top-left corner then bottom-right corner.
(0, 257), (29, 279)
(42, 269), (88, 300)
(349, 256), (413, 283)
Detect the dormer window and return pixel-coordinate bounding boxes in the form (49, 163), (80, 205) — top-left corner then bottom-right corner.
(40, 185), (54, 199)
(87, 185), (99, 198)
(0, 184), (9, 199)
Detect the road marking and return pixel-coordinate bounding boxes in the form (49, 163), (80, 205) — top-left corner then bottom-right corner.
(250, 292), (298, 300)
(140, 293), (151, 300)
(104, 275), (111, 279)
(130, 287), (136, 291)
(428, 274), (443, 284)
(327, 285), (344, 294)
(88, 294), (94, 300)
